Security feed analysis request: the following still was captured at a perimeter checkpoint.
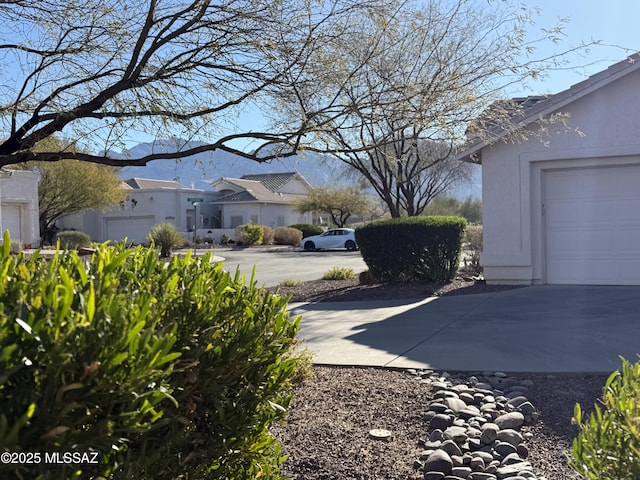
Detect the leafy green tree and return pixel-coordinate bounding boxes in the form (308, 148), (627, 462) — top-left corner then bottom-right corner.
(294, 187), (371, 227)
(15, 158), (125, 236)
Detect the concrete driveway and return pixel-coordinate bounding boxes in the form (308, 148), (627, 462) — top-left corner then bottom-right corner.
(289, 285), (640, 373)
(215, 247), (367, 287)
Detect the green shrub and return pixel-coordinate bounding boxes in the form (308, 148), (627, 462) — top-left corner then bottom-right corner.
(571, 357), (640, 479)
(262, 225), (275, 245)
(274, 227), (303, 246)
(322, 267), (356, 280)
(288, 223), (323, 238)
(0, 232), (300, 479)
(234, 224), (264, 246)
(148, 222), (184, 257)
(355, 216), (467, 283)
(279, 278), (304, 287)
(56, 230), (91, 249)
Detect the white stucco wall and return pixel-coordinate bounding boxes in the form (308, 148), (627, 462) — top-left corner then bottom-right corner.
(59, 188), (217, 243)
(1, 170), (40, 246)
(481, 67), (640, 284)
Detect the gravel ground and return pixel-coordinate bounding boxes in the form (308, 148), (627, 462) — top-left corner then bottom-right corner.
(269, 278), (609, 480)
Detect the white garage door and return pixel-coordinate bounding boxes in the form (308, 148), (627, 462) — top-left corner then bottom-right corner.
(1, 204), (22, 242)
(106, 217), (156, 245)
(544, 165), (640, 285)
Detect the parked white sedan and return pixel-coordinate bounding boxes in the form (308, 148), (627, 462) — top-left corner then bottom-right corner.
(302, 228), (359, 251)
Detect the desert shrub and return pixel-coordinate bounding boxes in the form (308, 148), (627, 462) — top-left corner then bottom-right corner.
(571, 357), (640, 479)
(322, 266), (356, 280)
(279, 278), (304, 287)
(355, 216), (467, 283)
(261, 225), (275, 245)
(288, 223), (323, 238)
(148, 222), (184, 257)
(274, 227), (303, 246)
(0, 233), (300, 479)
(9, 240), (23, 254)
(56, 229), (91, 249)
(234, 224), (264, 246)
(463, 224), (483, 274)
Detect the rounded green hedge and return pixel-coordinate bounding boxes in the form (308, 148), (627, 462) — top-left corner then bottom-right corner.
(355, 216), (467, 283)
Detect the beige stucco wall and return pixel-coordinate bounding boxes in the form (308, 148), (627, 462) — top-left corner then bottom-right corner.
(481, 67), (640, 284)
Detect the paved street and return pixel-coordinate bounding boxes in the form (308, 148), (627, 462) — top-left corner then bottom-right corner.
(213, 247), (368, 287)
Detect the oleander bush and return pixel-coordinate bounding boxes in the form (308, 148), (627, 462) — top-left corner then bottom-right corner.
(288, 223), (323, 238)
(56, 230), (92, 249)
(0, 232), (301, 479)
(355, 216), (467, 283)
(273, 227), (303, 246)
(571, 357), (640, 480)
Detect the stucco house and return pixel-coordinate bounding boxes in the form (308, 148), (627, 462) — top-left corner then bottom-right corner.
(211, 172), (313, 228)
(0, 169), (40, 247)
(59, 178), (212, 244)
(59, 172), (314, 244)
(457, 54), (640, 285)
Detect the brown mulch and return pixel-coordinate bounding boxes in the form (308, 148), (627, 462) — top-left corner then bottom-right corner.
(268, 277), (524, 303)
(269, 276), (608, 480)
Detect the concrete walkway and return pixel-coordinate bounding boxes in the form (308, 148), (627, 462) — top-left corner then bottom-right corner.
(289, 285), (640, 373)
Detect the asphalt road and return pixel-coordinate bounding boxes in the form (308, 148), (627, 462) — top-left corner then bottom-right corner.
(214, 247), (368, 287)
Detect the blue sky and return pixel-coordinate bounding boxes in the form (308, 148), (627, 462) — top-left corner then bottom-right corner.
(511, 1), (638, 96)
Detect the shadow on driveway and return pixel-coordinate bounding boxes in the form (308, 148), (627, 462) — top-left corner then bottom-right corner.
(290, 285), (640, 373)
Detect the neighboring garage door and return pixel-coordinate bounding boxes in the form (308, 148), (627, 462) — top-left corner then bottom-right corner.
(1, 204), (22, 242)
(106, 217), (156, 245)
(544, 164), (640, 285)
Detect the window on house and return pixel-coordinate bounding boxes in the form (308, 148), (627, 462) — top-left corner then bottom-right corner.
(230, 215), (244, 228)
(250, 215), (258, 224)
(277, 215), (285, 227)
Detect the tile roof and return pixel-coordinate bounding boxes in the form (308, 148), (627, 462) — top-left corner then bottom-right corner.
(215, 178), (304, 203)
(124, 178), (188, 189)
(239, 172), (300, 192)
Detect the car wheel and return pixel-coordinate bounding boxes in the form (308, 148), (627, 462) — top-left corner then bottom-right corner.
(304, 241), (316, 251)
(345, 240), (357, 251)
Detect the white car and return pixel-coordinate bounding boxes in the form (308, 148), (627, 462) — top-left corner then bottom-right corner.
(302, 228), (359, 251)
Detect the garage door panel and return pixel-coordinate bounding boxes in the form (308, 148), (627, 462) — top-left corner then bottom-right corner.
(545, 164), (640, 285)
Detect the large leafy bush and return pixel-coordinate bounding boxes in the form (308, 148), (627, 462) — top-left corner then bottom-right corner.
(273, 227), (303, 246)
(56, 230), (91, 249)
(0, 233), (300, 479)
(355, 216), (467, 283)
(571, 357), (640, 479)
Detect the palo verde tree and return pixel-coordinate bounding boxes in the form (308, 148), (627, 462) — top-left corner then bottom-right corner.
(275, 0), (595, 217)
(0, 0), (379, 167)
(293, 186), (371, 227)
(13, 137), (125, 235)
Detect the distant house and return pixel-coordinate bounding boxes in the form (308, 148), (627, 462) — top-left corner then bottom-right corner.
(457, 54), (640, 285)
(58, 178), (211, 244)
(210, 172), (314, 228)
(0, 169), (39, 246)
(58, 172), (314, 244)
